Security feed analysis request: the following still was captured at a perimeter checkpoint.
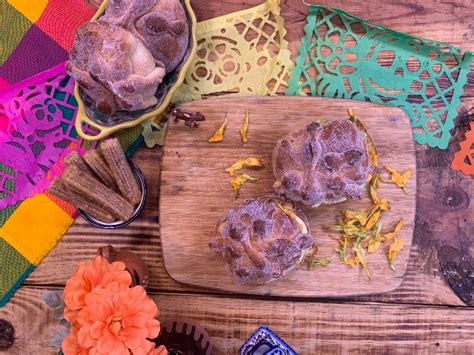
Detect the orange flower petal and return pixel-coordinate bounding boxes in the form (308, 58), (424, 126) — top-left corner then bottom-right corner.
(123, 334), (142, 351)
(96, 332), (118, 354)
(78, 325), (95, 348)
(133, 339), (156, 355)
(62, 330), (81, 355)
(146, 319), (161, 339)
(90, 321), (106, 340)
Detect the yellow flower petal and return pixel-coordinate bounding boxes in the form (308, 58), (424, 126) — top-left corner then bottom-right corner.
(240, 111), (249, 144)
(378, 199), (391, 211)
(345, 256), (360, 267)
(402, 170), (412, 184)
(384, 165), (412, 193)
(388, 237), (405, 270)
(353, 244), (371, 280)
(370, 184), (380, 205)
(225, 157), (264, 176)
(365, 207), (381, 230)
(384, 219), (404, 240)
(348, 109), (378, 167)
(367, 240), (381, 253)
(393, 219), (404, 232)
(230, 173), (258, 197)
(208, 114), (228, 143)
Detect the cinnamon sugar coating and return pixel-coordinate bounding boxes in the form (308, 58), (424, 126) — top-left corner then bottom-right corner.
(272, 119), (374, 207)
(209, 195), (313, 285)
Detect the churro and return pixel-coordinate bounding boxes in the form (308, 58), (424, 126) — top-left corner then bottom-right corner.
(49, 179), (115, 223)
(83, 150), (118, 190)
(101, 138), (141, 204)
(62, 165), (134, 221)
(64, 151), (93, 176)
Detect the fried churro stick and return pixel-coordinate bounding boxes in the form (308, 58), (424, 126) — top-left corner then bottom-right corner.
(49, 179), (115, 223)
(64, 151), (93, 175)
(62, 165), (134, 221)
(83, 150), (118, 190)
(101, 138), (141, 205)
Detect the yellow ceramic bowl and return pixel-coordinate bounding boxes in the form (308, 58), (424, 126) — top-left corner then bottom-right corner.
(73, 0), (197, 140)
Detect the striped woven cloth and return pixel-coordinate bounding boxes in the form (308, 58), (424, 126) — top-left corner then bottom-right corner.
(0, 0), (143, 306)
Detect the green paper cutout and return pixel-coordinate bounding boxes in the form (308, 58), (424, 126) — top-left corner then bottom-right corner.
(286, 5), (473, 149)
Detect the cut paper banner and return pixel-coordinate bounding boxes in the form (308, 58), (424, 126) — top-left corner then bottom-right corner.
(451, 122), (474, 177)
(0, 64), (94, 209)
(286, 5), (473, 149)
(172, 0), (292, 104)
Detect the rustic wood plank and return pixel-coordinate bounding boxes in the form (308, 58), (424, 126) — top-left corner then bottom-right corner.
(1, 287), (473, 354)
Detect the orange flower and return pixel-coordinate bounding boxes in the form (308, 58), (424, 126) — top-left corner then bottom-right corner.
(64, 256), (132, 324)
(62, 326), (91, 355)
(67, 286), (160, 355)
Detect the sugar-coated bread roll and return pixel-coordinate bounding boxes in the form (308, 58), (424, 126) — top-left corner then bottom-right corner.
(67, 21), (166, 115)
(273, 119), (375, 207)
(209, 195), (314, 285)
(102, 0), (189, 72)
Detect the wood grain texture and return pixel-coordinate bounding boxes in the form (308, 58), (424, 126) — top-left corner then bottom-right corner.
(160, 96), (416, 296)
(1, 288), (474, 355)
(1, 3), (472, 353)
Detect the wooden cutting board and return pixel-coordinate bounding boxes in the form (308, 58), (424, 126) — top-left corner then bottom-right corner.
(160, 96), (416, 297)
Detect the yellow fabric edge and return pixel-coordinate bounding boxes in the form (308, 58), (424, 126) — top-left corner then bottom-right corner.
(0, 194), (74, 265)
(6, 0), (48, 23)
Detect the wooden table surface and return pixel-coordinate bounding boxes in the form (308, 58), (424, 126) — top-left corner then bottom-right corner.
(1, 1), (473, 354)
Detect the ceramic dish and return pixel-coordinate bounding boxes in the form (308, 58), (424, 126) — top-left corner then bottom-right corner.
(73, 0), (197, 140)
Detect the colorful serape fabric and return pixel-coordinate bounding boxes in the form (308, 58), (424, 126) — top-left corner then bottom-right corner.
(0, 0), (143, 306)
(0, 0), (94, 306)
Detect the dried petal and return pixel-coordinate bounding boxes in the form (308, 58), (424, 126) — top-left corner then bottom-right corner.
(353, 240), (371, 279)
(367, 239), (381, 253)
(208, 114), (228, 143)
(230, 173), (258, 197)
(345, 256), (360, 267)
(384, 219), (404, 240)
(364, 207), (381, 230)
(240, 111), (249, 143)
(402, 170), (412, 184)
(372, 173), (380, 189)
(388, 237), (405, 270)
(370, 184), (380, 205)
(348, 108), (378, 167)
(384, 165), (412, 193)
(377, 198), (391, 211)
(369, 174), (390, 211)
(344, 209), (367, 226)
(225, 157), (264, 176)
(368, 145), (378, 168)
(337, 234), (350, 262)
(367, 222), (383, 253)
(306, 255), (331, 270)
